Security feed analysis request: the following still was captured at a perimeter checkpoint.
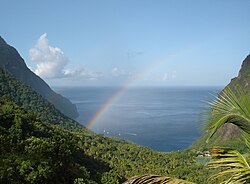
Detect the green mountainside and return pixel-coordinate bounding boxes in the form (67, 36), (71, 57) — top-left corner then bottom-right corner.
(193, 54), (250, 151)
(0, 36), (79, 118)
(0, 37), (213, 183)
(0, 68), (83, 131)
(3, 36), (248, 183)
(228, 54), (250, 90)
(0, 100), (211, 183)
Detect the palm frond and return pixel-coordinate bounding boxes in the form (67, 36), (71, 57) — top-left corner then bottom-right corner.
(207, 147), (250, 183)
(123, 175), (194, 184)
(206, 87), (250, 146)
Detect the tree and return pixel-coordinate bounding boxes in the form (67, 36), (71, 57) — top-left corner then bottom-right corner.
(205, 87), (250, 183)
(123, 175), (193, 184)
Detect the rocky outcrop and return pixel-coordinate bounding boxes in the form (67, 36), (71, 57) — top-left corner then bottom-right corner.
(228, 54), (250, 90)
(193, 54), (250, 150)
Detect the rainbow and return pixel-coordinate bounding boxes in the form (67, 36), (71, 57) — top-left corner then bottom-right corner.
(86, 78), (136, 129)
(86, 53), (179, 129)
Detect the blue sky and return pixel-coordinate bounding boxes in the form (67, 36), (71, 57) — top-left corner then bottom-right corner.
(1, 0), (250, 86)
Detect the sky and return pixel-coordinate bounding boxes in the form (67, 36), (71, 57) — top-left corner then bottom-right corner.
(0, 0), (250, 87)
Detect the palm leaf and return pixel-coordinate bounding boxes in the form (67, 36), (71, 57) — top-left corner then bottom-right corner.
(205, 87), (250, 147)
(207, 147), (250, 183)
(123, 175), (194, 184)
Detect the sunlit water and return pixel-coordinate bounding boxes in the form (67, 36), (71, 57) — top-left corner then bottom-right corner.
(54, 86), (221, 152)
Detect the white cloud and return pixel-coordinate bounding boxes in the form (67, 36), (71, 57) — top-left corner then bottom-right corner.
(162, 71), (177, 81)
(29, 33), (68, 79)
(29, 33), (102, 80)
(64, 68), (103, 80)
(111, 67), (131, 77)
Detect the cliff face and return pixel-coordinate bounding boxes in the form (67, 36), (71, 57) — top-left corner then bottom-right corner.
(193, 54), (250, 150)
(216, 54), (250, 140)
(0, 36), (79, 118)
(228, 54), (250, 89)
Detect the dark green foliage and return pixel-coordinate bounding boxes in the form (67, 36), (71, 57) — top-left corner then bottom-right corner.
(0, 100), (211, 183)
(0, 100), (97, 183)
(192, 130), (248, 153)
(123, 175), (194, 184)
(228, 54), (250, 90)
(0, 48), (218, 183)
(0, 36), (79, 118)
(193, 54), (250, 151)
(0, 68), (83, 131)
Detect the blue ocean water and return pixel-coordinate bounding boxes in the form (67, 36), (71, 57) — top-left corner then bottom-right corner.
(54, 86), (221, 152)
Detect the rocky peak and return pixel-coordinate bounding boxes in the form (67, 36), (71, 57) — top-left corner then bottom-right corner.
(238, 54), (250, 79)
(226, 54), (250, 89)
(0, 36), (7, 45)
(217, 53), (250, 141)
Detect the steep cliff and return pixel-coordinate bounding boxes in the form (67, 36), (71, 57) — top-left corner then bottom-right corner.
(193, 54), (250, 151)
(0, 36), (79, 118)
(227, 54), (250, 90)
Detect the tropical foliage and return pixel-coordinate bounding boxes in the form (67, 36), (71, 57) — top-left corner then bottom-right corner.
(0, 68), (83, 131)
(123, 175), (194, 184)
(0, 99), (211, 183)
(207, 147), (250, 183)
(0, 65), (214, 183)
(205, 87), (250, 183)
(124, 87), (250, 184)
(205, 87), (250, 145)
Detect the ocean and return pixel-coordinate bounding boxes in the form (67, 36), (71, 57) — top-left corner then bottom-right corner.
(54, 86), (221, 152)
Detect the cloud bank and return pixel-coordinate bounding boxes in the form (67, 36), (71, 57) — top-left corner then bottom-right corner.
(29, 33), (101, 80)
(162, 71), (177, 81)
(112, 67), (127, 77)
(29, 33), (68, 79)
(64, 68), (102, 80)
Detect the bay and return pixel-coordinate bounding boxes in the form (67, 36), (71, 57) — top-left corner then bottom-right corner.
(54, 86), (221, 152)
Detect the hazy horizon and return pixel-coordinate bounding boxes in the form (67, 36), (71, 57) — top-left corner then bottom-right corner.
(1, 0), (249, 87)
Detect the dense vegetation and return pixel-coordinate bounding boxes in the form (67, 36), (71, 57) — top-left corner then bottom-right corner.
(0, 99), (213, 183)
(193, 54), (250, 151)
(1, 59), (245, 183)
(228, 54), (250, 91)
(124, 87), (250, 183)
(192, 86), (250, 153)
(204, 87), (250, 183)
(0, 68), (83, 131)
(0, 36), (79, 118)
(1, 35), (249, 183)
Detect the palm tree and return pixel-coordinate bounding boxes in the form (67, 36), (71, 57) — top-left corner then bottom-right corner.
(206, 147), (250, 183)
(123, 174), (194, 184)
(205, 87), (250, 183)
(206, 87), (250, 146)
(123, 87), (250, 183)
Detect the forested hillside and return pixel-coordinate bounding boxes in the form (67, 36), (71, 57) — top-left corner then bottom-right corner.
(0, 58), (212, 183)
(0, 36), (235, 184)
(0, 36), (78, 118)
(0, 99), (213, 183)
(0, 68), (83, 131)
(228, 54), (250, 90)
(193, 54), (250, 151)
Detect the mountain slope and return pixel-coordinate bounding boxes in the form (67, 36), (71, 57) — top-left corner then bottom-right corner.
(0, 36), (79, 118)
(0, 99), (211, 183)
(228, 54), (250, 90)
(193, 54), (250, 151)
(0, 68), (83, 131)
